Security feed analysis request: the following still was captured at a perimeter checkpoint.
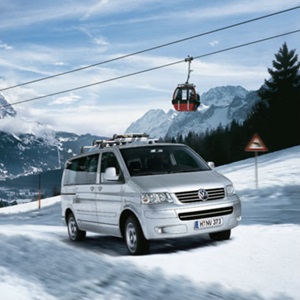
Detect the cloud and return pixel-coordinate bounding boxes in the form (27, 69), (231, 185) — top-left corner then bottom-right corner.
(0, 115), (55, 139)
(0, 1), (97, 30)
(22, 100), (166, 136)
(79, 27), (110, 47)
(178, 0), (300, 20)
(81, 0), (110, 20)
(1, 0), (299, 32)
(49, 93), (81, 105)
(80, 0), (300, 29)
(0, 44), (60, 77)
(81, 0), (163, 20)
(0, 41), (13, 50)
(53, 61), (68, 66)
(209, 40), (219, 47)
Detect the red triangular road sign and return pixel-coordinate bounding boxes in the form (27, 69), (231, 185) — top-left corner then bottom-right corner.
(245, 133), (268, 152)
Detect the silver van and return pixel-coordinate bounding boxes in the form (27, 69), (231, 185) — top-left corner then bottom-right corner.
(61, 134), (241, 255)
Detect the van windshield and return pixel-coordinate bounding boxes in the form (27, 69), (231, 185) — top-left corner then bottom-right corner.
(120, 145), (210, 176)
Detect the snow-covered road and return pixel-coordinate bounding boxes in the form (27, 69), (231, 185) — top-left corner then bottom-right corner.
(1, 146), (299, 300)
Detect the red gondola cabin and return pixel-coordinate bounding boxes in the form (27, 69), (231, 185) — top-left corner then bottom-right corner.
(172, 84), (200, 112)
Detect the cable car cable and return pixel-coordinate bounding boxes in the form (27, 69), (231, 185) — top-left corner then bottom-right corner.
(2, 28), (299, 108)
(0, 5), (299, 92)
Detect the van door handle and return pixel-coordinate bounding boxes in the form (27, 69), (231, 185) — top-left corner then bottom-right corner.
(90, 186), (95, 191)
(98, 186), (102, 192)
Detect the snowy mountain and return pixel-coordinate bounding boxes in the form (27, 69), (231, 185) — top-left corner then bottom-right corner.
(0, 94), (16, 119)
(0, 130), (105, 179)
(125, 86), (259, 138)
(0, 95), (105, 179)
(125, 109), (177, 138)
(0, 146), (299, 299)
(201, 85), (248, 107)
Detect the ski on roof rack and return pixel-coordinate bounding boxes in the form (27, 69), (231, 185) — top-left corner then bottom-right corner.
(112, 133), (149, 139)
(81, 133), (159, 153)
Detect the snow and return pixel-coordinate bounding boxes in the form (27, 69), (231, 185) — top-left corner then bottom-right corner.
(0, 146), (299, 300)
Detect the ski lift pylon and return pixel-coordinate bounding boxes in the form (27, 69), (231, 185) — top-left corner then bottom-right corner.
(171, 56), (200, 112)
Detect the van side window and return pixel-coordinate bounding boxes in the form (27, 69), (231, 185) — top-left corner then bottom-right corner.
(64, 154), (99, 185)
(100, 152), (122, 183)
(84, 155), (99, 184)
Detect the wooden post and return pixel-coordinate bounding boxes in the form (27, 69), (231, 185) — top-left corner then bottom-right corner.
(38, 173), (41, 209)
(255, 151), (258, 189)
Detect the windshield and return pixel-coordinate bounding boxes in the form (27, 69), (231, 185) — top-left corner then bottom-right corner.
(120, 145), (210, 176)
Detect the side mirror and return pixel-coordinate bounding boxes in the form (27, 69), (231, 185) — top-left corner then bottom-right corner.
(104, 167), (119, 181)
(207, 161), (215, 169)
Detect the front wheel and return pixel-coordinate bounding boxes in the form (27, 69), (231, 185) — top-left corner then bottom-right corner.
(209, 229), (231, 241)
(125, 216), (149, 255)
(67, 213), (86, 241)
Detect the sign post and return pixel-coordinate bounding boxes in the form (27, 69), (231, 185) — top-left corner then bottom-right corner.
(38, 173), (41, 209)
(245, 133), (268, 188)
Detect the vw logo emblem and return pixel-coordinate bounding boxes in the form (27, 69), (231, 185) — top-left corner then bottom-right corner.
(198, 189), (208, 201)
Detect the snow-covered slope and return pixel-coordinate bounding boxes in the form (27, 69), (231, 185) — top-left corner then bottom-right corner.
(0, 146), (299, 300)
(201, 85), (248, 107)
(125, 86), (259, 138)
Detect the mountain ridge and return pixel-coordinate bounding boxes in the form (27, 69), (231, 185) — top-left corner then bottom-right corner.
(0, 94), (16, 119)
(125, 85), (259, 138)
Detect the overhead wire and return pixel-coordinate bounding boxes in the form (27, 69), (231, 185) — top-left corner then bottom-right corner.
(0, 5), (299, 92)
(2, 28), (299, 108)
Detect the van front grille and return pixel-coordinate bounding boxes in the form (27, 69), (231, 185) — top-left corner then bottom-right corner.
(175, 188), (225, 203)
(178, 206), (233, 221)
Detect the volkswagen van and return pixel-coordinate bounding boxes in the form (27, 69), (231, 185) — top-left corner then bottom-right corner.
(61, 134), (241, 255)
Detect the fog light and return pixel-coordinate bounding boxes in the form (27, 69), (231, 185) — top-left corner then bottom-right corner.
(155, 227), (163, 234)
(237, 216), (242, 222)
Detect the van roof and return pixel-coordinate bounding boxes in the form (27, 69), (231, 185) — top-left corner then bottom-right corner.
(80, 133), (162, 154)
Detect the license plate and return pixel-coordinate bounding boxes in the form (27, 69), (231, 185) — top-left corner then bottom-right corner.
(194, 217), (223, 230)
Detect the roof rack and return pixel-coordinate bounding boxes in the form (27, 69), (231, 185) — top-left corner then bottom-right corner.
(81, 133), (159, 153)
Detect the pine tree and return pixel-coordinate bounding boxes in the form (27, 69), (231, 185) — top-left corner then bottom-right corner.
(258, 42), (300, 149)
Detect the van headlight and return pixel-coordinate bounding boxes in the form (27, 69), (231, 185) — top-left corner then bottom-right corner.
(226, 184), (236, 196)
(141, 193), (173, 204)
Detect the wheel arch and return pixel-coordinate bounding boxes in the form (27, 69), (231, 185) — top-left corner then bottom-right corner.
(65, 208), (74, 223)
(119, 209), (142, 239)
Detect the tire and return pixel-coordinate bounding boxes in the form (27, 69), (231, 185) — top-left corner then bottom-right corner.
(209, 229), (231, 241)
(125, 216), (149, 255)
(67, 213), (86, 241)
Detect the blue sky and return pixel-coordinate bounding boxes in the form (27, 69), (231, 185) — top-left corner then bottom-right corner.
(0, 0), (300, 136)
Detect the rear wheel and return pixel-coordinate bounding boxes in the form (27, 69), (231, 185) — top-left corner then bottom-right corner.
(67, 213), (86, 241)
(125, 216), (149, 255)
(209, 229), (231, 241)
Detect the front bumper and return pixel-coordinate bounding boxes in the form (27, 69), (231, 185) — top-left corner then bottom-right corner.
(141, 195), (241, 240)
